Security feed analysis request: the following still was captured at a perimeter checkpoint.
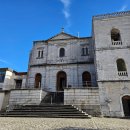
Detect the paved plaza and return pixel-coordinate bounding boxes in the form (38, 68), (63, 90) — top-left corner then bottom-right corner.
(0, 117), (129, 130)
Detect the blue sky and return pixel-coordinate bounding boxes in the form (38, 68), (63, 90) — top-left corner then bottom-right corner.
(0, 0), (130, 72)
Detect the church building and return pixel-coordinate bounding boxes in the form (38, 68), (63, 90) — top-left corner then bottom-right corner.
(0, 10), (130, 117)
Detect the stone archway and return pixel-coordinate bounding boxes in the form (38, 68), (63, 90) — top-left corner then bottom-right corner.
(35, 73), (42, 88)
(56, 71), (67, 91)
(122, 95), (130, 116)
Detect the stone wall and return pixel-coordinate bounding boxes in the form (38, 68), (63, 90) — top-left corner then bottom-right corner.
(0, 92), (5, 111)
(26, 34), (96, 91)
(9, 89), (46, 106)
(27, 64), (96, 92)
(2, 70), (15, 90)
(93, 15), (130, 81)
(1, 91), (10, 111)
(64, 88), (100, 116)
(30, 37), (93, 66)
(99, 81), (130, 117)
(93, 12), (130, 117)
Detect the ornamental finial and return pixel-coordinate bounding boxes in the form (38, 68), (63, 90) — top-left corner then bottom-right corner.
(61, 27), (64, 33)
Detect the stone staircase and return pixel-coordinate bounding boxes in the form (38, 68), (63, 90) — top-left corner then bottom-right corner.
(0, 104), (90, 118)
(0, 92), (91, 118)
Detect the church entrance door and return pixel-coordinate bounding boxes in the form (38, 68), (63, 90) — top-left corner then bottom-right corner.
(122, 96), (130, 116)
(55, 71), (66, 104)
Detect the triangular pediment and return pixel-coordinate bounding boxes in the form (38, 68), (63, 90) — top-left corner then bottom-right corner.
(47, 32), (78, 41)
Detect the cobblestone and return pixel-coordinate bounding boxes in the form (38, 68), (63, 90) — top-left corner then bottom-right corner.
(0, 117), (129, 130)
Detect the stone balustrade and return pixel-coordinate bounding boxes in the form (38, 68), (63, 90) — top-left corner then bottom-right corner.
(118, 71), (128, 76)
(112, 41), (122, 45)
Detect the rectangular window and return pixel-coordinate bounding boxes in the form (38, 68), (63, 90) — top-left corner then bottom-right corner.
(37, 50), (43, 58)
(38, 51), (41, 58)
(41, 51), (43, 58)
(0, 71), (5, 83)
(81, 47), (89, 56)
(15, 80), (22, 89)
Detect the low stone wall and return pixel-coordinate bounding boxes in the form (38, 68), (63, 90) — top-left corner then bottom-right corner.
(9, 89), (46, 106)
(0, 92), (5, 111)
(64, 88), (101, 116)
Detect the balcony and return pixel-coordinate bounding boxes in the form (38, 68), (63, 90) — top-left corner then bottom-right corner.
(112, 41), (122, 45)
(118, 71), (128, 76)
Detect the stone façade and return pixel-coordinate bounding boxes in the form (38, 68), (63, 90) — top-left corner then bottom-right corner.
(0, 10), (130, 117)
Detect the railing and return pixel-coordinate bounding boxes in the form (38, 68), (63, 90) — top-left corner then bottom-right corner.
(26, 82), (97, 90)
(93, 11), (130, 20)
(41, 91), (64, 104)
(112, 41), (122, 45)
(67, 81), (94, 88)
(15, 84), (22, 89)
(118, 71), (128, 76)
(0, 82), (98, 91)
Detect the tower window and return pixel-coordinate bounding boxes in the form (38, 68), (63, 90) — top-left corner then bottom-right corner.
(116, 59), (128, 76)
(117, 59), (127, 71)
(111, 28), (121, 41)
(111, 28), (122, 45)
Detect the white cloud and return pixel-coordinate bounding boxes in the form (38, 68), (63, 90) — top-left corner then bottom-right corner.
(0, 58), (11, 65)
(63, 10), (70, 19)
(119, 4), (128, 11)
(60, 0), (72, 30)
(60, 0), (71, 9)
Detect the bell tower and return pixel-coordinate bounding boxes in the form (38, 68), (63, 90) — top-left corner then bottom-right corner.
(93, 11), (130, 117)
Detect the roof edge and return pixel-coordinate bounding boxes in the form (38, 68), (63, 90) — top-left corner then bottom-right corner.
(93, 10), (130, 20)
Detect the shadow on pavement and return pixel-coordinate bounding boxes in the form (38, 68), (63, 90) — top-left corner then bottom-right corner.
(54, 127), (98, 130)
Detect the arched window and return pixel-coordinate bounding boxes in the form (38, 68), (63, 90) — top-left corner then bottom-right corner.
(82, 71), (91, 87)
(59, 48), (65, 57)
(111, 28), (121, 42)
(116, 59), (127, 71)
(35, 73), (42, 88)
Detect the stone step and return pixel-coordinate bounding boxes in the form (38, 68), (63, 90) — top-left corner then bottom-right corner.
(1, 113), (88, 118)
(7, 111), (84, 115)
(0, 114), (90, 119)
(1, 104), (90, 118)
(3, 112), (87, 115)
(24, 104), (73, 107)
(14, 107), (76, 110)
(13, 109), (79, 112)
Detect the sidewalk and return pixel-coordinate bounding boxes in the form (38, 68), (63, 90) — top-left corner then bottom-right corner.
(0, 117), (129, 130)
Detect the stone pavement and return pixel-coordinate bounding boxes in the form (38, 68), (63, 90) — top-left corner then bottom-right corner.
(0, 117), (129, 130)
